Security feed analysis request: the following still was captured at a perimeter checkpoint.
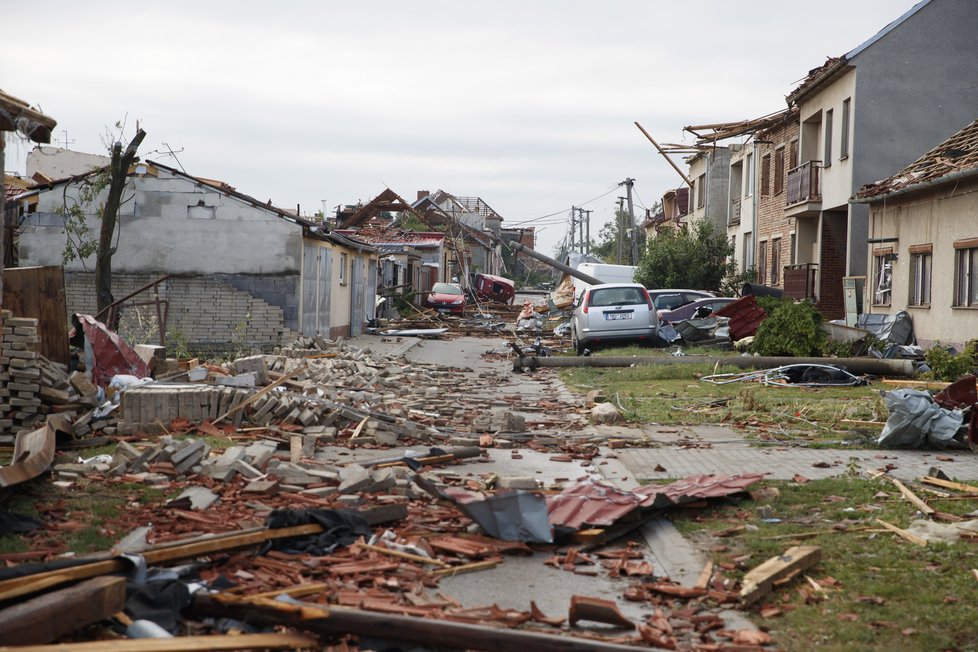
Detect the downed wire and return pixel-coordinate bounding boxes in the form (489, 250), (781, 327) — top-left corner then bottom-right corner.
(701, 364), (867, 388)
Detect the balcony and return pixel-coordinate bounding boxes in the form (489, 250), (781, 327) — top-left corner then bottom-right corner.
(785, 160), (822, 218)
(783, 263), (818, 300)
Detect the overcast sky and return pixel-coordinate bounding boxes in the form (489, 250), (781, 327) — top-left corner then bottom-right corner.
(3, 0), (919, 256)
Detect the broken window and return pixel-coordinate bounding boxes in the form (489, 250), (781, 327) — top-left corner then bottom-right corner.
(697, 174), (706, 208)
(954, 241), (978, 306)
(909, 247), (932, 306)
(873, 250), (892, 306)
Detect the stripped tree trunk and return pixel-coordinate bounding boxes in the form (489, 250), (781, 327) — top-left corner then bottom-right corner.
(95, 128), (145, 321)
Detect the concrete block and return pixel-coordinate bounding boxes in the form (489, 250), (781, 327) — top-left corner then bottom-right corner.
(338, 463), (372, 494)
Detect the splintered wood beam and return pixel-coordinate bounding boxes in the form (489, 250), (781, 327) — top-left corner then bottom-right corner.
(740, 546), (821, 605)
(634, 121), (692, 186)
(0, 633), (319, 652)
(921, 476), (978, 495)
(890, 478), (935, 515)
(875, 518), (928, 547)
(190, 594), (644, 652)
(0, 576), (125, 645)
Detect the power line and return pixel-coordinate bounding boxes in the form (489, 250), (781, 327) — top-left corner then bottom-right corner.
(506, 184), (621, 227)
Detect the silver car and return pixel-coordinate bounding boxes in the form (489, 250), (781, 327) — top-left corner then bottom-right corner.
(571, 283), (658, 354)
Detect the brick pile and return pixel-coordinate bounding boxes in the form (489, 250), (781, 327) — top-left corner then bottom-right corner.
(2, 315), (44, 434)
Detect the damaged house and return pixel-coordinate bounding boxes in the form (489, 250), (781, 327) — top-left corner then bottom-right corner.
(853, 118), (978, 350)
(412, 190), (505, 281)
(11, 160), (378, 352)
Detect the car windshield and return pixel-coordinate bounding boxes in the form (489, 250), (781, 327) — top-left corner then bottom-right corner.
(589, 287), (647, 307)
(431, 283), (462, 295)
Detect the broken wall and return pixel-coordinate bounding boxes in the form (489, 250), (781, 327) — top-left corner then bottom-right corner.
(65, 273), (293, 356)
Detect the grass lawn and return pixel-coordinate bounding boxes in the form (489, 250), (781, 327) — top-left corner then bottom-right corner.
(560, 348), (888, 442)
(670, 476), (978, 651)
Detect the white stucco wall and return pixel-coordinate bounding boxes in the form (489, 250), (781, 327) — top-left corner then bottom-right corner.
(865, 176), (978, 348)
(27, 146), (110, 180)
(797, 68), (857, 211)
(18, 165), (303, 275)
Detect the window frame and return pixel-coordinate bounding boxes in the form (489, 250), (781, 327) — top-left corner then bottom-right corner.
(909, 246), (932, 307)
(339, 252), (349, 285)
(840, 98), (851, 160)
(773, 146), (785, 195)
(953, 240), (978, 307)
(771, 238), (781, 286)
(744, 153), (753, 197)
(758, 240), (768, 285)
(872, 248), (892, 307)
(696, 174), (706, 209)
(760, 154), (771, 197)
(824, 109), (834, 167)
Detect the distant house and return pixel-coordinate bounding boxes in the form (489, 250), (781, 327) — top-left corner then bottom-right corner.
(12, 160), (377, 352)
(644, 186), (689, 239)
(853, 118), (978, 349)
(334, 226), (446, 317)
(782, 0), (978, 318)
(684, 149), (730, 235)
(412, 190), (504, 280)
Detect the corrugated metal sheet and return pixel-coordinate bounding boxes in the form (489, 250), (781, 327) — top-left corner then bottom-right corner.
(547, 474), (766, 530)
(715, 295), (768, 341)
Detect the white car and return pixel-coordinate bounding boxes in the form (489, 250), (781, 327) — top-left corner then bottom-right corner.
(570, 283), (659, 354)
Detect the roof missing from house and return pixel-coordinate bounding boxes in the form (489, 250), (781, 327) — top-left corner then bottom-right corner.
(854, 117), (978, 202)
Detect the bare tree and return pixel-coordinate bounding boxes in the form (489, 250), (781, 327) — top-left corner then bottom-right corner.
(95, 128), (145, 316)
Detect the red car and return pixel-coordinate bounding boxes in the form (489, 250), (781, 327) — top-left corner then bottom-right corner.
(474, 273), (516, 304)
(424, 282), (467, 314)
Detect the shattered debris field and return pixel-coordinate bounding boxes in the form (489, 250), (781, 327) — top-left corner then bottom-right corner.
(1, 322), (977, 651)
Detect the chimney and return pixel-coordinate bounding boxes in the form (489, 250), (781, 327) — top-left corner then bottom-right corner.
(416, 190), (429, 201)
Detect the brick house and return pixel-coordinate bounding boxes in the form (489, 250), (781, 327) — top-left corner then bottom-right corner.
(852, 118), (978, 349)
(11, 160), (378, 352)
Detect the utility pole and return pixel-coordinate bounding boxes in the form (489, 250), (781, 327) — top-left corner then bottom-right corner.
(582, 209), (592, 255)
(620, 178), (638, 265)
(569, 206), (577, 254)
(577, 207), (585, 254)
(616, 197), (626, 265)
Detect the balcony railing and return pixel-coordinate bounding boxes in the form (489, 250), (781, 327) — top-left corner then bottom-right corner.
(786, 160), (822, 206)
(783, 263), (818, 300)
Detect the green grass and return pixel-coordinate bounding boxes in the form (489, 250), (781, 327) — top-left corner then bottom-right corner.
(562, 361), (886, 441)
(671, 477), (978, 651)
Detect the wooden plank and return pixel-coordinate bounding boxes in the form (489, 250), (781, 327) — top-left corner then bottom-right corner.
(880, 379), (950, 389)
(0, 575), (125, 645)
(0, 633), (319, 652)
(921, 476), (978, 495)
(694, 560), (714, 589)
(890, 478), (935, 516)
(875, 518), (928, 546)
(739, 545), (821, 605)
(0, 423), (55, 488)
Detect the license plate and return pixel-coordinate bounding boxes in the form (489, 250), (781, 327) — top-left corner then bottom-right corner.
(605, 312), (633, 321)
(437, 308), (451, 314)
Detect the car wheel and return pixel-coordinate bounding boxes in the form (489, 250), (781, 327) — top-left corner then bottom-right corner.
(572, 329), (586, 356)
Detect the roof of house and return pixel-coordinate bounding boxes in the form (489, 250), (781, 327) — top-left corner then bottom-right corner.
(0, 89), (56, 143)
(338, 188), (427, 229)
(787, 0), (931, 105)
(684, 108), (793, 145)
(854, 117), (978, 202)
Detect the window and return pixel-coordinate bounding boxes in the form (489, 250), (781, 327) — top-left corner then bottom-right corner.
(824, 109), (834, 167)
(758, 241), (768, 285)
(954, 239), (978, 306)
(760, 155), (771, 196)
(730, 234), (736, 263)
(339, 252), (348, 285)
(789, 233), (796, 266)
(909, 244), (932, 306)
(771, 238), (781, 286)
(774, 147), (785, 194)
(696, 174), (706, 208)
(788, 140), (799, 169)
(841, 98), (851, 159)
(743, 232), (753, 270)
(745, 153), (754, 197)
(873, 248), (892, 306)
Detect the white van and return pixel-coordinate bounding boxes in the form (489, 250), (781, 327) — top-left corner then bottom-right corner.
(573, 263), (637, 301)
